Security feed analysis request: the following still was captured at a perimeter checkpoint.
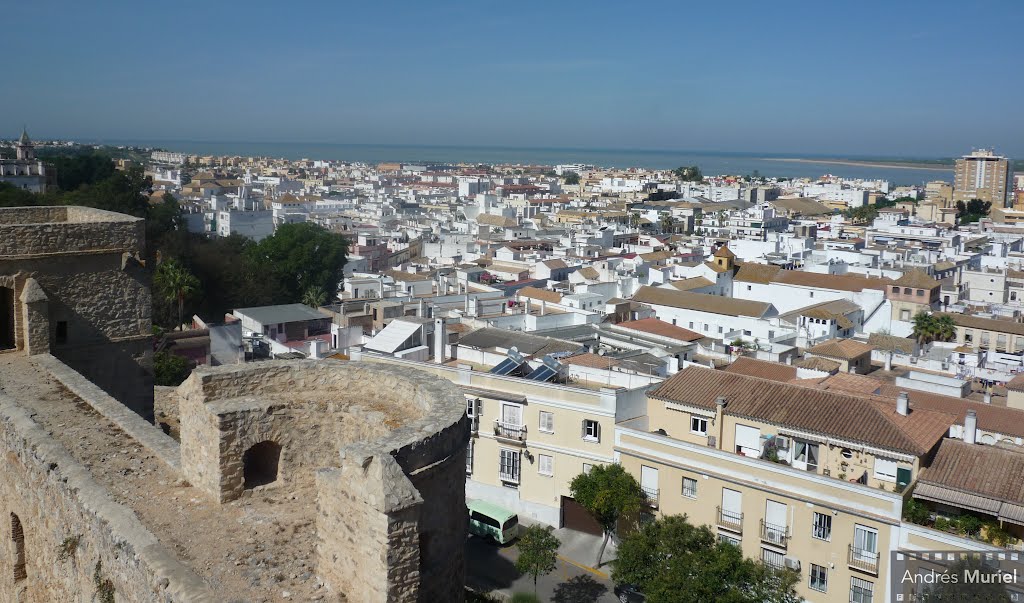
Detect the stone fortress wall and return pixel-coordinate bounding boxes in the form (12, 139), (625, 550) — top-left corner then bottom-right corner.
(176, 360), (469, 602)
(0, 206), (153, 420)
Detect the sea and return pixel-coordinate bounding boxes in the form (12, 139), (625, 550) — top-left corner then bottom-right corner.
(101, 140), (952, 185)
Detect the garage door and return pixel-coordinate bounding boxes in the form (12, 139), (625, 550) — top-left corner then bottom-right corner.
(561, 496), (602, 536)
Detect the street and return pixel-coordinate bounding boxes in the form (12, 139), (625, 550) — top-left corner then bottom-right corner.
(465, 533), (620, 602)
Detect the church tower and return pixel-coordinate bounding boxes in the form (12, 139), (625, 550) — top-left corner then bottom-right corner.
(712, 244), (735, 271)
(16, 127), (35, 161)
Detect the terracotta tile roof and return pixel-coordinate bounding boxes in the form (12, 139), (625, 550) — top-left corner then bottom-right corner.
(617, 318), (704, 342)
(734, 263), (782, 284)
(794, 356), (841, 372)
(811, 372), (1024, 439)
(631, 286), (773, 318)
(772, 271), (893, 292)
(724, 357), (797, 382)
(1006, 374), (1024, 392)
(648, 367), (952, 455)
(669, 277), (714, 291)
(542, 259), (567, 269)
(918, 439), (1024, 507)
(564, 352), (619, 370)
(713, 245), (735, 258)
(516, 286), (562, 304)
(939, 312), (1024, 337)
(894, 268), (940, 290)
(476, 213), (518, 227)
(704, 261), (730, 273)
(640, 250), (673, 262)
(577, 266), (601, 280)
(806, 338), (874, 360)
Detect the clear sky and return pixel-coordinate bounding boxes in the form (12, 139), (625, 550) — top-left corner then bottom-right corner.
(3, 0), (1022, 157)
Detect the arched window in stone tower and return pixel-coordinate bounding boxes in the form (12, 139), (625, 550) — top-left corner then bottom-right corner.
(243, 441), (282, 488)
(0, 286), (15, 350)
(11, 513), (26, 581)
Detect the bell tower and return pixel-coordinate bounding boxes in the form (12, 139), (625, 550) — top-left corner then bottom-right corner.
(15, 127), (35, 161)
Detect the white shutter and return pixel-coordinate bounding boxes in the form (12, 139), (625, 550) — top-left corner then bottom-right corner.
(538, 454), (553, 476)
(722, 488), (742, 515)
(735, 424), (762, 456)
(765, 500), (787, 529)
(873, 457), (897, 481)
(640, 466), (659, 491)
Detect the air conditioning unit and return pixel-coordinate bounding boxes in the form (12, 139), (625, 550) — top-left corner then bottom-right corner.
(784, 557), (801, 571)
(774, 436), (791, 450)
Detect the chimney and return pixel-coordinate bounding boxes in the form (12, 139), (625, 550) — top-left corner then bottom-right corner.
(714, 397), (727, 449)
(417, 298), (425, 317)
(433, 318), (446, 364)
(983, 388), (992, 404)
(964, 410), (978, 445)
(896, 391), (909, 416)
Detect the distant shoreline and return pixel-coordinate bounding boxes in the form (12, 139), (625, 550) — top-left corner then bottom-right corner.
(762, 157), (953, 171)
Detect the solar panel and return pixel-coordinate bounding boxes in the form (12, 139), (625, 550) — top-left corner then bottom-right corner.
(490, 357), (522, 375)
(526, 365), (557, 382)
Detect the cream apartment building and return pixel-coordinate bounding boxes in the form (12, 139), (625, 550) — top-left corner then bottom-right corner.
(615, 366), (998, 603)
(350, 350), (649, 527)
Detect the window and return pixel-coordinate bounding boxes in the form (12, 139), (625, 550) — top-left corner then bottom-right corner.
(965, 329), (973, 343)
(916, 289), (924, 297)
(466, 439), (474, 474)
(682, 477), (698, 498)
(11, 513), (26, 582)
(539, 411), (554, 433)
(582, 419), (600, 442)
(761, 547), (784, 570)
(470, 510), (500, 528)
(850, 577), (874, 603)
(717, 326), (723, 334)
(718, 533), (740, 547)
(743, 330), (751, 336)
(499, 449), (520, 483)
(582, 463), (593, 474)
(688, 322), (694, 329)
(690, 416), (708, 435)
(841, 448), (853, 459)
(812, 511), (832, 541)
(792, 440), (819, 472)
(538, 454), (553, 476)
(873, 457), (897, 482)
(809, 563), (828, 592)
(747, 285), (752, 291)
(0, 287), (15, 350)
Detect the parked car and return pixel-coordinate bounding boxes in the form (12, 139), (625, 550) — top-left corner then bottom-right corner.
(467, 499), (519, 545)
(613, 583), (645, 603)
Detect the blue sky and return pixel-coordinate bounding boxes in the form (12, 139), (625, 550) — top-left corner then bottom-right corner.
(3, 0), (1022, 157)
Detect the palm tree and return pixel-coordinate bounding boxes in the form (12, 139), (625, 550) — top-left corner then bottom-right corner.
(659, 213), (675, 234)
(911, 312), (943, 345)
(302, 285), (327, 308)
(154, 260), (200, 331)
(933, 314), (957, 342)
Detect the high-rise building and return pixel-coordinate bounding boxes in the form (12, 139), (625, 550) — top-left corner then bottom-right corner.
(954, 149), (1012, 207)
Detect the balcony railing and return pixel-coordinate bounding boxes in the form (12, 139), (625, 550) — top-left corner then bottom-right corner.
(641, 486), (659, 508)
(493, 420), (527, 442)
(498, 469), (520, 484)
(848, 544), (879, 575)
(716, 507), (743, 534)
(760, 520), (789, 548)
(468, 415), (479, 434)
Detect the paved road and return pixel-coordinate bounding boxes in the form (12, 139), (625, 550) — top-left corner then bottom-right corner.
(466, 534), (620, 602)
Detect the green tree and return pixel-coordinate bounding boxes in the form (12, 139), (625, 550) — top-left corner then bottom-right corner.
(911, 312), (957, 345)
(514, 525), (560, 596)
(613, 515), (802, 603)
(563, 171), (580, 185)
(568, 463), (644, 567)
(847, 204), (879, 224)
(672, 166), (703, 182)
(246, 222), (348, 301)
(153, 352), (192, 386)
(154, 259), (201, 330)
(955, 198), (992, 224)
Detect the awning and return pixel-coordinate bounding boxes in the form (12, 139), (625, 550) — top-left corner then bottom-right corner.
(915, 482), (1002, 515)
(999, 503), (1024, 526)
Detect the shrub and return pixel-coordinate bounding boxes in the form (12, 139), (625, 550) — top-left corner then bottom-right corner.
(903, 498), (930, 525)
(956, 514), (982, 537)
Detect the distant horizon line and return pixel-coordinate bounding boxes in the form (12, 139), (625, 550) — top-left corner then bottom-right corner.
(58, 138), (969, 163)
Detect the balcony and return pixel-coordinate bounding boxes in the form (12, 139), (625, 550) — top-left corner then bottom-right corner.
(498, 468), (520, 484)
(468, 415), (480, 434)
(760, 520), (789, 548)
(716, 507), (743, 534)
(493, 420), (527, 443)
(848, 544), (879, 575)
(641, 486), (659, 508)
